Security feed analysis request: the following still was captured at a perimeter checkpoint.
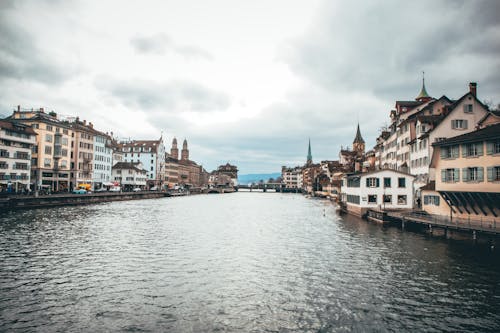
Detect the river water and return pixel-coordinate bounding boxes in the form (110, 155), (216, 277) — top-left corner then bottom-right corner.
(1, 193), (499, 332)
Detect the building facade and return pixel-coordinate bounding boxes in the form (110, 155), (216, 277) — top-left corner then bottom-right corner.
(0, 120), (37, 192)
(111, 162), (147, 190)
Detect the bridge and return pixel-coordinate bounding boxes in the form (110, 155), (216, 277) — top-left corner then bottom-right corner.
(237, 183), (284, 192)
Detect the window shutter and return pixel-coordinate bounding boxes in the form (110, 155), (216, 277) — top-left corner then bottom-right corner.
(454, 168), (460, 182)
(451, 120), (456, 129)
(441, 169), (447, 182)
(477, 142), (483, 156)
(376, 178), (380, 187)
(440, 147), (446, 158)
(464, 120), (468, 129)
(463, 104), (467, 113)
(487, 167), (494, 182)
(452, 145), (458, 158)
(424, 196), (429, 205)
(477, 167), (484, 182)
(366, 178), (369, 187)
(462, 168), (469, 182)
(487, 142), (494, 155)
(436, 196), (440, 206)
(461, 144), (467, 157)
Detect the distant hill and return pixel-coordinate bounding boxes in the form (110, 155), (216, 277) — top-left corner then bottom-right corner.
(238, 173), (281, 184)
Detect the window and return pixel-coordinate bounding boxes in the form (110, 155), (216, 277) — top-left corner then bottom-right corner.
(44, 158), (51, 167)
(486, 141), (500, 155)
(397, 195), (407, 205)
(463, 104), (473, 113)
(451, 119), (468, 129)
(441, 168), (460, 183)
(424, 195), (440, 206)
(383, 177), (391, 188)
(487, 166), (500, 182)
(398, 177), (406, 188)
(366, 177), (379, 187)
(45, 134), (53, 142)
(368, 195), (377, 204)
(383, 195), (392, 204)
(347, 194), (360, 204)
(46, 125), (53, 131)
(347, 177), (360, 187)
(440, 145), (459, 159)
(462, 142), (483, 157)
(44, 146), (52, 155)
(462, 167), (483, 182)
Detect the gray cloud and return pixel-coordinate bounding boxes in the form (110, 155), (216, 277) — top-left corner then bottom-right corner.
(284, 0), (500, 101)
(0, 6), (77, 84)
(97, 77), (230, 112)
(130, 33), (213, 60)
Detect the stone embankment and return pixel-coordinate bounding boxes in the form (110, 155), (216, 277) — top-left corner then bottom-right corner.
(0, 192), (169, 211)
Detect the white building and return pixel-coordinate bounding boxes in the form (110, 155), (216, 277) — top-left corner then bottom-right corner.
(92, 131), (113, 190)
(0, 120), (37, 192)
(111, 162), (147, 190)
(341, 169), (415, 217)
(120, 137), (166, 188)
(281, 166), (303, 189)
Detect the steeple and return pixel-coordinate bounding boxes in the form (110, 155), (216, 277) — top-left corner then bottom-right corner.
(306, 138), (312, 165)
(170, 137), (179, 160)
(353, 123), (365, 155)
(181, 138), (189, 161)
(416, 71), (432, 102)
(353, 123), (365, 144)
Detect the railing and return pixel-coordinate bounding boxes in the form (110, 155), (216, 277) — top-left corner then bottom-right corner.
(397, 211), (498, 233)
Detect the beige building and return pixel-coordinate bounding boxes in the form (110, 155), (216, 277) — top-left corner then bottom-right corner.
(0, 120), (37, 192)
(423, 123), (500, 222)
(10, 108), (73, 192)
(71, 118), (95, 189)
(165, 137), (208, 189)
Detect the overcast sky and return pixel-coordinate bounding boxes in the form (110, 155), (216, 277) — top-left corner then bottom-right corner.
(1, 0), (499, 174)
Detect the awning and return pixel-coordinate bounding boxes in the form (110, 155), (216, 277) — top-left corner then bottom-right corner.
(439, 191), (500, 217)
(103, 182), (115, 186)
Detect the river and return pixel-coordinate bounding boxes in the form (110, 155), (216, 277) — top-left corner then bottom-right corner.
(1, 193), (499, 332)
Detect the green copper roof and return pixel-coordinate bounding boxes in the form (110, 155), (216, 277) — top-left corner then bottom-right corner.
(307, 138), (312, 163)
(416, 75), (431, 101)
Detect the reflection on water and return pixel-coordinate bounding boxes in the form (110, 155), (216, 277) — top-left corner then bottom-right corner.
(1, 193), (499, 332)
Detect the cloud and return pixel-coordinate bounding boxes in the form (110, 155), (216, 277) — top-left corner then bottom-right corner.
(283, 0), (500, 100)
(130, 33), (213, 60)
(97, 77), (230, 112)
(0, 5), (78, 84)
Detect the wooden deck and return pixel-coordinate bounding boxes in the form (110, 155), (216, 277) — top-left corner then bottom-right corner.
(387, 211), (499, 236)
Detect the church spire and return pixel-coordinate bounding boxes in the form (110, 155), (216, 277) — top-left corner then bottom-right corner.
(416, 71), (431, 102)
(353, 123), (365, 144)
(306, 138), (312, 165)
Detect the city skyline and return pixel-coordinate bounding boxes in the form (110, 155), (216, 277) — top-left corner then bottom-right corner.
(1, 0), (499, 174)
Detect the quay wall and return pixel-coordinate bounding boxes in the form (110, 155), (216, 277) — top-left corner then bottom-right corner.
(0, 192), (168, 211)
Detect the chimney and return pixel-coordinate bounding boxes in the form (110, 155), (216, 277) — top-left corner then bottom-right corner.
(89, 122), (93, 128)
(17, 105), (20, 112)
(469, 82), (477, 97)
(40, 107), (44, 112)
(83, 120), (86, 125)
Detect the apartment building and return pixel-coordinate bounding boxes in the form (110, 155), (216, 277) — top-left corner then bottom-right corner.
(0, 120), (37, 192)
(92, 130), (113, 190)
(9, 108), (73, 192)
(281, 166), (303, 189)
(111, 162), (147, 190)
(71, 119), (95, 189)
(422, 123), (500, 222)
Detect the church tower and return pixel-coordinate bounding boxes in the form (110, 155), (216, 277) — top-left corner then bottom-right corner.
(171, 137), (179, 160)
(306, 138), (312, 165)
(353, 123), (365, 155)
(181, 139), (189, 161)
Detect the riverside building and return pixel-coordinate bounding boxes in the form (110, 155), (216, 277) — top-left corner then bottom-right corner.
(0, 120), (37, 192)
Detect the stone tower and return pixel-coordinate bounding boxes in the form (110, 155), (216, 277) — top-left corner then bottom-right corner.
(353, 123), (365, 155)
(181, 139), (189, 161)
(306, 138), (312, 165)
(171, 137), (179, 160)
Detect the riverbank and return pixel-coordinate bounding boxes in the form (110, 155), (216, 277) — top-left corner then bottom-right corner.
(0, 191), (169, 211)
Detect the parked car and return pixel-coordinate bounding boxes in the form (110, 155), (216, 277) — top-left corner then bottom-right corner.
(150, 186), (158, 191)
(95, 187), (107, 192)
(109, 186), (121, 192)
(72, 189), (87, 194)
(133, 188), (141, 192)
